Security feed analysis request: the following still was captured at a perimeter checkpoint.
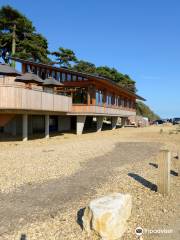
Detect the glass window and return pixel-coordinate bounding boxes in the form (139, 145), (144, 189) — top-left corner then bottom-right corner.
(52, 71), (55, 78)
(61, 73), (66, 82)
(118, 97), (121, 106)
(78, 76), (83, 81)
(73, 88), (87, 104)
(121, 99), (124, 107)
(72, 75), (77, 81)
(124, 99), (127, 107)
(67, 74), (71, 81)
(31, 66), (37, 74)
(26, 64), (31, 72)
(56, 72), (60, 81)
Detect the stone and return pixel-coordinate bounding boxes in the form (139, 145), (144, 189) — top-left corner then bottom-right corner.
(82, 193), (132, 240)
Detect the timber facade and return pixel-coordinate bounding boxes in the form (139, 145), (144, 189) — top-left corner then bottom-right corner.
(0, 58), (145, 140)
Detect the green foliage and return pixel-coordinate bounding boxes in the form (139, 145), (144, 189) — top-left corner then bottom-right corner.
(0, 5), (49, 63)
(51, 47), (78, 67)
(72, 60), (96, 74)
(136, 101), (160, 121)
(72, 62), (136, 92)
(96, 66), (136, 92)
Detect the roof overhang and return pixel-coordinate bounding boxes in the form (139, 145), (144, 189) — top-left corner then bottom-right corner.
(11, 57), (146, 101)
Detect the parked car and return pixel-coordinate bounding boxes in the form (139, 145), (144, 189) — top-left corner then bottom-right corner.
(172, 118), (180, 125)
(153, 119), (165, 125)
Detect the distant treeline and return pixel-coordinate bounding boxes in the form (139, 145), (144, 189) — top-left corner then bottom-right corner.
(136, 101), (160, 121)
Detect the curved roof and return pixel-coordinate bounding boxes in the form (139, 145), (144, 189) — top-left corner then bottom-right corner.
(11, 57), (146, 100)
(15, 72), (43, 84)
(43, 77), (64, 87)
(0, 63), (21, 76)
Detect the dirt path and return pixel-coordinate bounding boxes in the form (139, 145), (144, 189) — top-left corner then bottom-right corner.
(0, 142), (161, 235)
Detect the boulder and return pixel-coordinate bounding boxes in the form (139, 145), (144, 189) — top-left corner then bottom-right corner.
(82, 193), (132, 240)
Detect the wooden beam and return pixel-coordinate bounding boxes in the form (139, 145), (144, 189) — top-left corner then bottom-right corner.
(158, 150), (171, 196)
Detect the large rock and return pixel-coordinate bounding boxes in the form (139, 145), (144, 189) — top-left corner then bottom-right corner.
(82, 193), (132, 240)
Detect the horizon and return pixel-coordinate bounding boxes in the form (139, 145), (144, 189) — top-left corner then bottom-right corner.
(1, 0), (180, 118)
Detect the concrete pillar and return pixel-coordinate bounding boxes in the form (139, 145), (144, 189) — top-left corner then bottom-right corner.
(22, 114), (28, 141)
(12, 119), (16, 136)
(111, 117), (118, 130)
(45, 115), (50, 139)
(121, 117), (126, 128)
(76, 116), (86, 135)
(28, 115), (33, 136)
(96, 116), (104, 132)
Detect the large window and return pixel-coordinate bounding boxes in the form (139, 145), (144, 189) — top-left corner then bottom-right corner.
(73, 88), (87, 104)
(121, 98), (124, 107)
(96, 90), (103, 105)
(61, 73), (66, 82)
(56, 72), (61, 81)
(52, 71), (56, 78)
(106, 94), (112, 105)
(78, 76), (83, 81)
(72, 75), (77, 81)
(26, 64), (31, 72)
(67, 74), (71, 81)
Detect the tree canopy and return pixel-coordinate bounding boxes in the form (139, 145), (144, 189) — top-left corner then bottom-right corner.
(72, 60), (96, 74)
(51, 47), (78, 67)
(136, 101), (160, 121)
(0, 5), (49, 63)
(72, 61), (136, 92)
(0, 4), (160, 119)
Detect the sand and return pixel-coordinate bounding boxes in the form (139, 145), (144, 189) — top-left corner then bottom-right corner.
(0, 125), (179, 240)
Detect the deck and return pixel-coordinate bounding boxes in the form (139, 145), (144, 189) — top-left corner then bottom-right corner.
(70, 104), (136, 116)
(0, 82), (72, 113)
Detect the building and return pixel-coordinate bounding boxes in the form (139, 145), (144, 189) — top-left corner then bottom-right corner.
(0, 58), (145, 140)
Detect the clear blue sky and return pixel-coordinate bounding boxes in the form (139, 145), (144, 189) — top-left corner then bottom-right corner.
(1, 0), (180, 118)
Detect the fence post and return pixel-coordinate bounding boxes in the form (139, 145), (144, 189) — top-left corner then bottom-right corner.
(178, 151), (180, 177)
(158, 149), (171, 196)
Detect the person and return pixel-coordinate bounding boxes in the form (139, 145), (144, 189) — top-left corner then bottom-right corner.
(1, 47), (10, 64)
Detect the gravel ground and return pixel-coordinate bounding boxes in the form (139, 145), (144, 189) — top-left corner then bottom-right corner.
(0, 125), (179, 240)
(0, 136), (118, 193)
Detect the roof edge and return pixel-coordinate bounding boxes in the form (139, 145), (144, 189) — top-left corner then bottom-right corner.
(10, 57), (146, 101)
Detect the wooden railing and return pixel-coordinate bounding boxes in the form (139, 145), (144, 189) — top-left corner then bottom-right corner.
(0, 84), (72, 113)
(71, 104), (136, 116)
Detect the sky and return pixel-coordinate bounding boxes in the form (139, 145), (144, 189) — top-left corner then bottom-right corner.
(1, 0), (180, 118)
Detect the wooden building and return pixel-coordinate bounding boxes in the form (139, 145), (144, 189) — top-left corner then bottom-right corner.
(0, 58), (145, 140)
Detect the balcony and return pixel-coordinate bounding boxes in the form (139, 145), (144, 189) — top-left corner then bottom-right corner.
(70, 104), (136, 116)
(0, 83), (72, 113)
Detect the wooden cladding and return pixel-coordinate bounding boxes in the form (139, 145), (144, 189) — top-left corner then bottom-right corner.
(0, 84), (72, 113)
(71, 104), (136, 116)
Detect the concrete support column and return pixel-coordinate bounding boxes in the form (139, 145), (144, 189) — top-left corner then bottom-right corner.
(45, 115), (50, 139)
(12, 119), (16, 136)
(22, 114), (28, 141)
(111, 116), (118, 130)
(96, 116), (104, 132)
(76, 116), (86, 135)
(58, 116), (61, 132)
(121, 117), (127, 128)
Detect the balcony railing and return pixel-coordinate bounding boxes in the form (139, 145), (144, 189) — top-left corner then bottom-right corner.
(70, 104), (136, 116)
(0, 83), (72, 113)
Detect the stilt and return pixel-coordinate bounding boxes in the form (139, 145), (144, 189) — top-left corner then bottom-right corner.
(96, 116), (104, 132)
(22, 114), (28, 141)
(76, 116), (86, 135)
(45, 115), (50, 139)
(111, 117), (118, 130)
